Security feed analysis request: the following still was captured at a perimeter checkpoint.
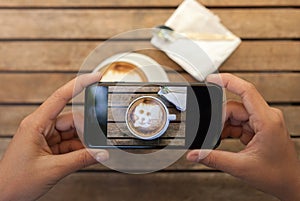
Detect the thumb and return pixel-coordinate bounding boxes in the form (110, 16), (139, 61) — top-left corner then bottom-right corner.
(187, 149), (244, 175)
(53, 149), (109, 177)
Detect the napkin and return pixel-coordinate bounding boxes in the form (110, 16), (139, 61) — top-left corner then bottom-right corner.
(151, 0), (241, 81)
(158, 86), (187, 111)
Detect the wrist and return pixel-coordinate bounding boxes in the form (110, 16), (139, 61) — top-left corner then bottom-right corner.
(0, 163), (26, 201)
(0, 166), (12, 201)
(279, 162), (300, 201)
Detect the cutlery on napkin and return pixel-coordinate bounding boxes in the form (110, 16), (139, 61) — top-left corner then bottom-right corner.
(151, 0), (241, 82)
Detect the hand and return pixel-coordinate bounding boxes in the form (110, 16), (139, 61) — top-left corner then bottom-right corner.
(0, 73), (109, 201)
(187, 73), (300, 201)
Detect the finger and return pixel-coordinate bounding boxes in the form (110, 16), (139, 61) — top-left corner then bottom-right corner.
(56, 112), (84, 141)
(47, 129), (78, 146)
(207, 73), (269, 118)
(51, 139), (83, 154)
(52, 149), (109, 178)
(47, 112), (78, 146)
(221, 101), (249, 139)
(46, 127), (60, 140)
(240, 123), (255, 145)
(222, 125), (244, 139)
(55, 112), (75, 132)
(56, 112), (85, 140)
(60, 129), (77, 140)
(225, 101), (249, 125)
(72, 112), (84, 141)
(240, 131), (255, 145)
(187, 149), (245, 177)
(47, 131), (61, 146)
(35, 73), (101, 122)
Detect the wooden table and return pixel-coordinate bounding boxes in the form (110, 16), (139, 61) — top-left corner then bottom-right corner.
(0, 1), (299, 200)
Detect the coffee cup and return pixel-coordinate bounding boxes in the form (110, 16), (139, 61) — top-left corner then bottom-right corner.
(100, 61), (148, 82)
(125, 96), (176, 140)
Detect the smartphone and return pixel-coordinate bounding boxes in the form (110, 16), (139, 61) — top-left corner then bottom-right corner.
(84, 82), (223, 149)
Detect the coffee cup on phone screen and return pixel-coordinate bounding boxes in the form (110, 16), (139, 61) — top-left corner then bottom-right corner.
(125, 96), (176, 140)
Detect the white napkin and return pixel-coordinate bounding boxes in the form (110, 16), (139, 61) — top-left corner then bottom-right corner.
(151, 0), (241, 81)
(158, 87), (187, 111)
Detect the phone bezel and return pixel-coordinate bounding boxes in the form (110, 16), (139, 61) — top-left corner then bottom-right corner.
(84, 82), (223, 149)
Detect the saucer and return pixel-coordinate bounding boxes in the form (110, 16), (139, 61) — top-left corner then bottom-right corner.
(93, 52), (169, 82)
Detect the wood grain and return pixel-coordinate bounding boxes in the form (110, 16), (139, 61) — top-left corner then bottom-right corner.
(0, 105), (299, 137)
(107, 138), (185, 146)
(0, 138), (299, 171)
(0, 106), (76, 136)
(107, 122), (185, 138)
(276, 106), (300, 136)
(1, 41), (299, 72)
(108, 94), (180, 107)
(0, 137), (285, 201)
(0, 138), (9, 158)
(0, 73), (75, 103)
(221, 41), (300, 71)
(1, 0), (299, 7)
(0, 9), (298, 39)
(0, 1), (298, 201)
(37, 172), (278, 201)
(170, 72), (300, 102)
(0, 73), (300, 103)
(108, 107), (185, 122)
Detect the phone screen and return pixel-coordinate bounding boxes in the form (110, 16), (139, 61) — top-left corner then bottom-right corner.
(84, 82), (222, 149)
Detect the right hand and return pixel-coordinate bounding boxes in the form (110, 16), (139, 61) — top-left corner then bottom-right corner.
(187, 73), (300, 201)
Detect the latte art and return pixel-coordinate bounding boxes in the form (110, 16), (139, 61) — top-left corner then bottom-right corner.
(132, 102), (164, 129)
(126, 96), (170, 139)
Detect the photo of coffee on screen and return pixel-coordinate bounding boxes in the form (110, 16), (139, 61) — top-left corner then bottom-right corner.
(106, 86), (186, 146)
(126, 96), (173, 140)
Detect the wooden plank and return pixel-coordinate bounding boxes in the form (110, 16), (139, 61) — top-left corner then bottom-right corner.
(0, 9), (298, 39)
(276, 106), (300, 136)
(107, 138), (185, 146)
(221, 41), (300, 71)
(107, 122), (185, 138)
(0, 140), (289, 200)
(216, 9), (300, 39)
(0, 73), (76, 103)
(1, 0), (299, 7)
(0, 73), (300, 103)
(1, 41), (299, 72)
(0, 138), (243, 171)
(0, 105), (299, 137)
(1, 138), (300, 171)
(0, 138), (10, 158)
(202, 0), (300, 6)
(38, 172), (279, 201)
(108, 94), (182, 107)
(170, 72), (300, 102)
(0, 41), (182, 72)
(0, 106), (74, 136)
(107, 108), (185, 122)
(235, 73), (300, 102)
(0, 42), (99, 72)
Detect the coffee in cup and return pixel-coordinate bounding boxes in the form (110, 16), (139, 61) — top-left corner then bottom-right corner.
(125, 96), (176, 140)
(100, 61), (148, 82)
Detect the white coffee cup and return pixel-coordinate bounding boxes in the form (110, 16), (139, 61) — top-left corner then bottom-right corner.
(125, 96), (176, 140)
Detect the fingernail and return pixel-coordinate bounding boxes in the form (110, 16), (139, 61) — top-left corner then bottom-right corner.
(206, 74), (219, 82)
(95, 72), (102, 77)
(187, 151), (200, 162)
(198, 150), (211, 161)
(95, 151), (109, 162)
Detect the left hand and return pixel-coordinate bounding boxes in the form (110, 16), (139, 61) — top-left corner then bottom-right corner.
(0, 73), (109, 201)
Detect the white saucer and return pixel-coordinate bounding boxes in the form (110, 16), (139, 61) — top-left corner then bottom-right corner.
(93, 52), (169, 82)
